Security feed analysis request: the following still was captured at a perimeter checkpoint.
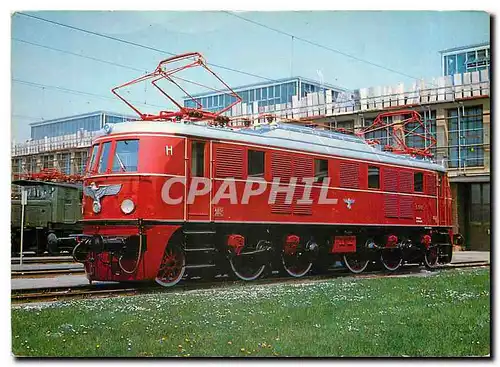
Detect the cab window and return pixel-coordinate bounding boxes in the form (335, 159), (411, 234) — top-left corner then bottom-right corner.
(191, 141), (205, 177)
(98, 142), (111, 173)
(368, 166), (380, 189)
(314, 159), (328, 183)
(112, 139), (139, 172)
(248, 150), (265, 177)
(87, 145), (99, 173)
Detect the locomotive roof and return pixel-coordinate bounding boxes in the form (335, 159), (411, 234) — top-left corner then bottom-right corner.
(103, 120), (446, 172)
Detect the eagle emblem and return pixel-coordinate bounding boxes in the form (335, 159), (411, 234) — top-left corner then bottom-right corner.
(344, 198), (355, 210)
(83, 182), (122, 213)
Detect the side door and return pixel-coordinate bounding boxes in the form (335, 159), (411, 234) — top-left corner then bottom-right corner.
(186, 139), (211, 221)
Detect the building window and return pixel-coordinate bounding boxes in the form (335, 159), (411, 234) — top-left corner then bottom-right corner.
(80, 151), (88, 175)
(448, 106), (484, 168)
(444, 47), (490, 77)
(335, 120), (354, 133)
(191, 141), (205, 177)
(414, 172), (423, 192)
(364, 116), (391, 146)
(268, 86), (274, 99)
(314, 159), (328, 183)
(406, 110), (437, 157)
(445, 54), (456, 76)
(256, 88), (262, 100)
(248, 150), (265, 177)
(112, 140), (139, 172)
(470, 183), (490, 223)
(368, 166), (380, 189)
(98, 142), (111, 173)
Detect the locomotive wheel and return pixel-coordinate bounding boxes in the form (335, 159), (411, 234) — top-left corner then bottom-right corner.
(281, 243), (313, 278)
(380, 248), (403, 272)
(343, 252), (369, 274)
(155, 245), (186, 287)
(423, 246), (439, 270)
(229, 256), (266, 281)
(228, 240), (267, 281)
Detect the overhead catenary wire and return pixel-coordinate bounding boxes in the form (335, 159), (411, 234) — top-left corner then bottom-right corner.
(14, 13), (435, 122)
(12, 78), (166, 109)
(15, 12), (281, 84)
(13, 38), (146, 73)
(12, 36), (356, 114)
(223, 11), (431, 85)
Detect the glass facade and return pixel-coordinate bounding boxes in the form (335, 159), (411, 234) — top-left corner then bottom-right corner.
(363, 116), (392, 147)
(443, 45), (490, 77)
(183, 78), (342, 114)
(30, 112), (134, 140)
(406, 110), (437, 156)
(448, 106), (484, 168)
(363, 112), (437, 157)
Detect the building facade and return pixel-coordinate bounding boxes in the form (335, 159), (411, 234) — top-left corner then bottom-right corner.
(12, 111), (135, 177)
(29, 111), (135, 140)
(440, 42), (490, 77)
(183, 76), (351, 116)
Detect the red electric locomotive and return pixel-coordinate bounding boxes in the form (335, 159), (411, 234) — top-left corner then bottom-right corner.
(72, 53), (453, 286)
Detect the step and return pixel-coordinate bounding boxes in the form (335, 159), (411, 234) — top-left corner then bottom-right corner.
(185, 264), (216, 269)
(184, 247), (217, 252)
(183, 230), (216, 235)
(238, 248), (270, 256)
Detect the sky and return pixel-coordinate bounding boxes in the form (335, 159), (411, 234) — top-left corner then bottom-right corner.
(10, 10), (490, 141)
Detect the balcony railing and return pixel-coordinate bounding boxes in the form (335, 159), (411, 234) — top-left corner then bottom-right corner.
(12, 130), (99, 157)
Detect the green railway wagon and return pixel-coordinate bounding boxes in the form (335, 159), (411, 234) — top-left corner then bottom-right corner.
(11, 180), (83, 255)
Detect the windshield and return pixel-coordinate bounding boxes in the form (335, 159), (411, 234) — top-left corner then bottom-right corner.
(98, 142), (111, 173)
(112, 139), (139, 172)
(87, 145), (99, 173)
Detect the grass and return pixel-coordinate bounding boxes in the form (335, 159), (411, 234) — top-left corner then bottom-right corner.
(11, 267), (490, 357)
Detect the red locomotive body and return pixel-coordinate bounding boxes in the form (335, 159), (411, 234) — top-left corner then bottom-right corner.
(72, 53), (453, 286)
(74, 120), (453, 285)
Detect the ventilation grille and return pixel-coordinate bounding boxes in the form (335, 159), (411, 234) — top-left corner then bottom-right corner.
(215, 146), (244, 179)
(271, 192), (292, 214)
(399, 196), (414, 218)
(384, 168), (398, 192)
(425, 174), (437, 196)
(384, 194), (399, 218)
(384, 194), (415, 219)
(271, 153), (293, 182)
(293, 156), (314, 181)
(293, 186), (313, 215)
(399, 171), (413, 193)
(339, 162), (359, 188)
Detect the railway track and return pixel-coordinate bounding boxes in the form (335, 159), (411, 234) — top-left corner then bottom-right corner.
(11, 256), (73, 265)
(11, 261), (489, 304)
(11, 267), (85, 279)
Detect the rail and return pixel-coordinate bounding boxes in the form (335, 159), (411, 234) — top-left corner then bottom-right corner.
(11, 261), (489, 304)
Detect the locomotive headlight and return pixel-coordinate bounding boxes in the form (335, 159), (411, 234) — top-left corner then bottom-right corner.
(121, 199), (135, 214)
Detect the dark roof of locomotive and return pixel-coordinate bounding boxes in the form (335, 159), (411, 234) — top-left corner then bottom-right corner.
(97, 120), (446, 172)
